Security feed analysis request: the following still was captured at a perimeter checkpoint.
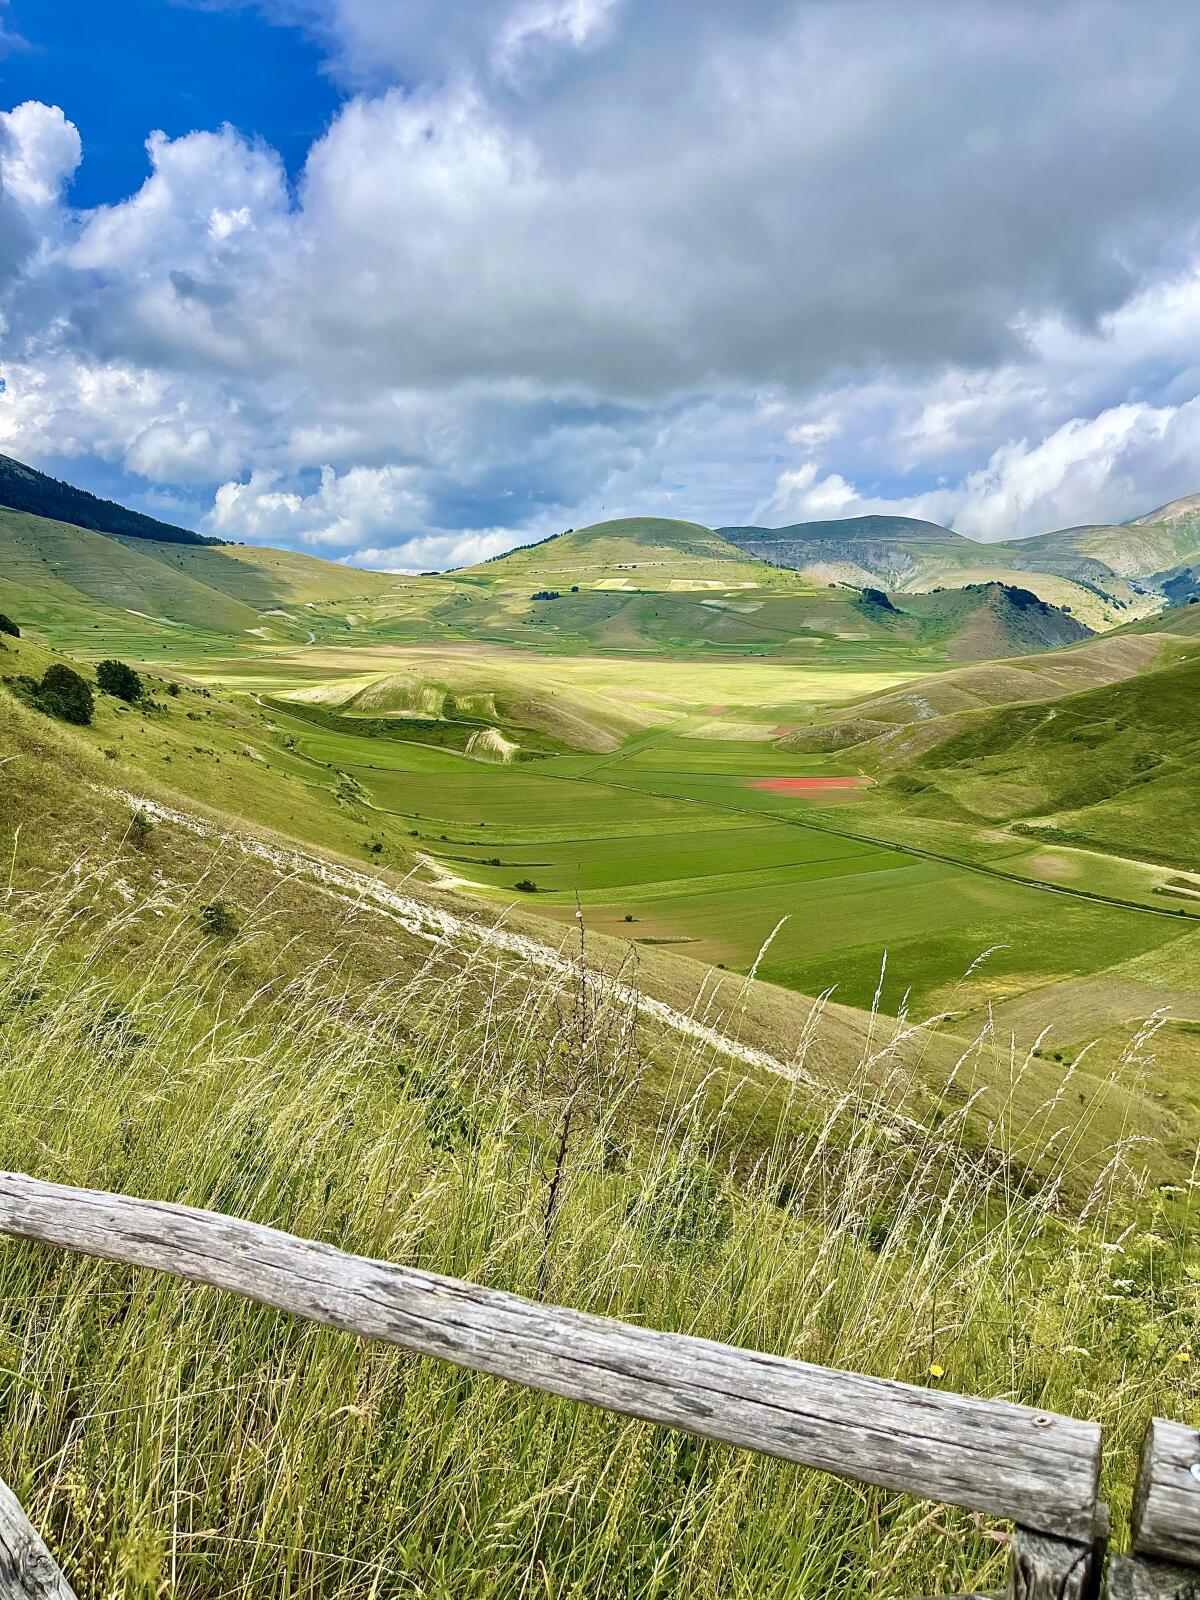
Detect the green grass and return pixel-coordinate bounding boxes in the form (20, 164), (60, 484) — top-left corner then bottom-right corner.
(0, 874), (1196, 1599)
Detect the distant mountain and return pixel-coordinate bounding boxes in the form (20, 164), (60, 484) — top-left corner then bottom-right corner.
(0, 452), (217, 546)
(720, 511), (1168, 630)
(719, 515), (976, 587)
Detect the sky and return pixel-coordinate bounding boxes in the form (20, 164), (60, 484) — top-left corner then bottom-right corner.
(5, 2), (1200, 570)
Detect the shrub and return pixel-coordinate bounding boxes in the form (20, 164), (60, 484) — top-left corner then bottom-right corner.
(37, 664), (94, 725)
(96, 659), (143, 703)
(514, 879), (538, 892)
(0, 613), (19, 638)
(199, 900), (239, 938)
(127, 811), (154, 851)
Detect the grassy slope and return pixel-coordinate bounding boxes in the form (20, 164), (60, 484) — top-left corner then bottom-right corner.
(0, 506), (402, 664)
(877, 637), (1200, 867)
(1, 867), (1194, 1599)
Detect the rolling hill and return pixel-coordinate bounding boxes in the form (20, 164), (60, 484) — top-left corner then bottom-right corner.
(876, 640), (1200, 870)
(463, 516), (777, 584)
(0, 503), (398, 660)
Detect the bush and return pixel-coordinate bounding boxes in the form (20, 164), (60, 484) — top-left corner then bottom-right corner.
(127, 811), (154, 851)
(0, 613), (19, 638)
(37, 664), (94, 725)
(96, 659), (143, 703)
(514, 879), (538, 893)
(199, 900), (239, 938)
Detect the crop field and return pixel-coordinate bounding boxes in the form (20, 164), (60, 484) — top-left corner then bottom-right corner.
(231, 651), (1197, 1022)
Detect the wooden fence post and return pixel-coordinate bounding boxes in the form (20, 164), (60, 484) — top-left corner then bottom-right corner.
(0, 1476), (77, 1600)
(1106, 1421), (1200, 1600)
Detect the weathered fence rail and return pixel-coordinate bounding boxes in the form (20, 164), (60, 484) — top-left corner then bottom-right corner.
(0, 1171), (1196, 1599)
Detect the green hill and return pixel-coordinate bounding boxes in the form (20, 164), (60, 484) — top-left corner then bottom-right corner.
(876, 639), (1200, 869)
(0, 451), (216, 545)
(0, 504), (398, 660)
(464, 516), (773, 584)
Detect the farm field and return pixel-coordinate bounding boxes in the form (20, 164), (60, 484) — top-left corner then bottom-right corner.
(240, 649), (1199, 1022)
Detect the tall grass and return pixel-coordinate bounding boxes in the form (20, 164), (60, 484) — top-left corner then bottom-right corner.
(0, 869), (1195, 1599)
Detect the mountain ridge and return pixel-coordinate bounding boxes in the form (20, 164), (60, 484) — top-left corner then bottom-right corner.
(0, 451), (218, 547)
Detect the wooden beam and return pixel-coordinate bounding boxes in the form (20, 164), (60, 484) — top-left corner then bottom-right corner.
(0, 1476), (77, 1600)
(0, 1170), (1102, 1539)
(1133, 1420), (1200, 1568)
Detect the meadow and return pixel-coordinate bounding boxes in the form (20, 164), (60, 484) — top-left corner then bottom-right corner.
(0, 870), (1196, 1600)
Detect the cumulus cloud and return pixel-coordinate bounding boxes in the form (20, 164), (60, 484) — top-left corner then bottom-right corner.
(209, 463), (427, 547)
(7, 1), (1200, 559)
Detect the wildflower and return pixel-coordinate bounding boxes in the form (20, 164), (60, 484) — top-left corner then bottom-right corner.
(1175, 1350), (1192, 1365)
(929, 1363), (945, 1379)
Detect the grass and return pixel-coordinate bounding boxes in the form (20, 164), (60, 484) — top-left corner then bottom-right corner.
(0, 873), (1197, 1599)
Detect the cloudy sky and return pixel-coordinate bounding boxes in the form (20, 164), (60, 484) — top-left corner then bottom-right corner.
(4, 0), (1200, 569)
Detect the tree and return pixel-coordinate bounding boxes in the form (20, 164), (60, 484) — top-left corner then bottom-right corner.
(0, 613), (19, 638)
(97, 659), (143, 703)
(514, 879), (539, 892)
(37, 664), (94, 725)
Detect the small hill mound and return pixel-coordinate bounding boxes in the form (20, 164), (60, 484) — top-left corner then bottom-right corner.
(902, 582), (1093, 659)
(0, 451), (216, 546)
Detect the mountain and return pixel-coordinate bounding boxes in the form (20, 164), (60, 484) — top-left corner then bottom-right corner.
(0, 451), (217, 546)
(719, 515), (978, 587)
(720, 513), (1158, 630)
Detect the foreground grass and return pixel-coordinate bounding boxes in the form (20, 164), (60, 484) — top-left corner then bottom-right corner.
(0, 876), (1197, 1599)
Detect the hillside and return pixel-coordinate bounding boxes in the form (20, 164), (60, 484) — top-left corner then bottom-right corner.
(996, 515), (1200, 580)
(0, 451), (216, 545)
(877, 642), (1200, 870)
(0, 504), (398, 660)
(868, 581), (1092, 659)
(720, 514), (976, 586)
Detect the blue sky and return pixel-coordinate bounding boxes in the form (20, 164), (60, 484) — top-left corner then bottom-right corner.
(4, 1), (1200, 569)
(2, 0), (340, 208)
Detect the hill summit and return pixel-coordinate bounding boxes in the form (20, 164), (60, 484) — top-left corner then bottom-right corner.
(462, 516), (770, 584)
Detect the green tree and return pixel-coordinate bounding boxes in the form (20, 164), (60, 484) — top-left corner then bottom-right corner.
(37, 664), (94, 726)
(96, 659), (143, 703)
(0, 613), (19, 638)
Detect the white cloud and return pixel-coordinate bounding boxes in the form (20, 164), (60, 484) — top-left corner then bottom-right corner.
(209, 463), (427, 547)
(0, 101), (80, 214)
(492, 0), (621, 82)
(7, 3), (1200, 559)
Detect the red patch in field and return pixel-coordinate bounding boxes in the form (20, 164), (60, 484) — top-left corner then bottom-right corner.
(705, 704), (729, 713)
(770, 725), (798, 736)
(749, 776), (870, 793)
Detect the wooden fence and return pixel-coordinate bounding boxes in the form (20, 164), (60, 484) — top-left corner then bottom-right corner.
(0, 1171), (1196, 1599)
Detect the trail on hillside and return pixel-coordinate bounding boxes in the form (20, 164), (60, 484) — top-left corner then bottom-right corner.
(105, 786), (825, 1087)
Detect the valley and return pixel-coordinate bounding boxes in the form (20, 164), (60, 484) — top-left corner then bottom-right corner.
(4, 475), (1198, 1058)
